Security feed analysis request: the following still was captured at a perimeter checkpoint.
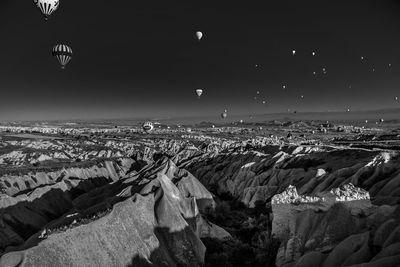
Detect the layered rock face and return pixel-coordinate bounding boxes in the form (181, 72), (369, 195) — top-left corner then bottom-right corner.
(184, 145), (400, 266)
(1, 132), (400, 266)
(0, 159), (135, 197)
(186, 147), (400, 208)
(0, 159), (135, 254)
(272, 184), (400, 267)
(272, 184), (375, 266)
(0, 157), (227, 266)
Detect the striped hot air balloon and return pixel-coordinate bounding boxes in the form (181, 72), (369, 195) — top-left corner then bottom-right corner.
(142, 122), (154, 132)
(33, 0), (60, 20)
(52, 44), (72, 69)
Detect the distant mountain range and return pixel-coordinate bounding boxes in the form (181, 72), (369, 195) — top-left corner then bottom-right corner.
(1, 108), (400, 126)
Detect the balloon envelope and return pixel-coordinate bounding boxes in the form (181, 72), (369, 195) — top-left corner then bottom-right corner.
(52, 44), (72, 69)
(33, 0), (59, 20)
(196, 89), (203, 97)
(142, 122), (154, 132)
(196, 31), (203, 41)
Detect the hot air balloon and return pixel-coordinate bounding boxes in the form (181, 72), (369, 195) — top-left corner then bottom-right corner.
(282, 85), (286, 89)
(196, 89), (203, 98)
(221, 111), (227, 119)
(239, 119), (243, 123)
(196, 31), (203, 41)
(312, 51), (316, 56)
(395, 96), (398, 101)
(292, 50), (296, 56)
(33, 0), (60, 20)
(142, 122), (154, 132)
(52, 44), (72, 69)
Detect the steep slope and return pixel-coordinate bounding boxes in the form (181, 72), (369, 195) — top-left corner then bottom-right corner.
(0, 158), (225, 266)
(182, 144), (400, 266)
(2, 135), (400, 267)
(185, 146), (400, 207)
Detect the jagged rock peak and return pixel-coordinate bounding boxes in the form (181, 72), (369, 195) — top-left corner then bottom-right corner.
(272, 183), (369, 205)
(271, 185), (323, 205)
(330, 183), (370, 202)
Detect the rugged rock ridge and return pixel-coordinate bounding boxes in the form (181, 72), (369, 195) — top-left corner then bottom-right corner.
(181, 144), (400, 266)
(0, 158), (135, 197)
(0, 158), (227, 266)
(271, 183), (370, 205)
(271, 184), (400, 267)
(1, 135), (400, 266)
(186, 147), (400, 207)
(0, 159), (136, 253)
(330, 183), (370, 202)
(0, 139), (129, 167)
(271, 185), (323, 204)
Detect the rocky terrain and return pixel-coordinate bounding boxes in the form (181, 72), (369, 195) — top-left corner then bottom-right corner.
(0, 121), (400, 266)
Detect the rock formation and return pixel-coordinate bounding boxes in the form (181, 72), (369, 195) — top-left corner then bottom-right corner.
(1, 129), (400, 266)
(0, 157), (226, 266)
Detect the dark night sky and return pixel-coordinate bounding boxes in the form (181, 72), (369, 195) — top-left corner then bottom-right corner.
(1, 0), (400, 121)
